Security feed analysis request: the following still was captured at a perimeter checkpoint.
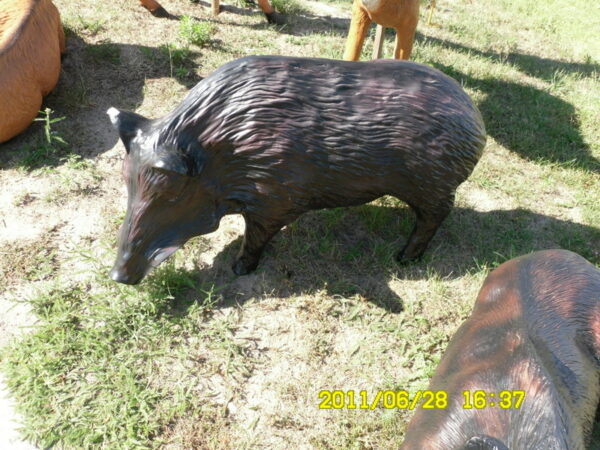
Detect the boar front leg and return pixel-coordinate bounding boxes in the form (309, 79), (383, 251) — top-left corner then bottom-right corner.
(397, 196), (454, 262)
(233, 214), (288, 275)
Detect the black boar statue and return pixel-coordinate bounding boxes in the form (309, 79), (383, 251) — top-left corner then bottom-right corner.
(108, 55), (486, 284)
(401, 249), (600, 450)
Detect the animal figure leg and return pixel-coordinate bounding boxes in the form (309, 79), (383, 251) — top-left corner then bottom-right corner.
(1, 90), (43, 144)
(257, 0), (274, 15)
(139, 0), (169, 17)
(211, 0), (220, 16)
(427, 0), (437, 26)
(343, 0), (372, 61)
(234, 214), (288, 275)
(397, 196), (454, 262)
(372, 25), (385, 59)
(393, 3), (419, 60)
(257, 0), (284, 24)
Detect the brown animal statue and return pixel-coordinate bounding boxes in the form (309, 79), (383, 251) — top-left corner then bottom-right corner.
(344, 0), (420, 60)
(401, 249), (600, 450)
(0, 0), (65, 144)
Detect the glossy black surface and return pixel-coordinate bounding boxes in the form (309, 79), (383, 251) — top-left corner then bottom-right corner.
(108, 55), (486, 283)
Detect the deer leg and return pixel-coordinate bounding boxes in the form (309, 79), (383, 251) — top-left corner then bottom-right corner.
(393, 1), (419, 59)
(212, 0), (220, 16)
(343, 0), (372, 61)
(139, 0), (169, 18)
(258, 0), (285, 24)
(257, 0), (274, 14)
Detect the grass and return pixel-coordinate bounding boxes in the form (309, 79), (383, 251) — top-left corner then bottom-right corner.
(0, 0), (599, 448)
(15, 108), (69, 170)
(3, 273), (193, 447)
(84, 42), (121, 64)
(1, 250), (243, 448)
(75, 16), (105, 36)
(270, 0), (308, 15)
(160, 43), (197, 80)
(179, 16), (215, 47)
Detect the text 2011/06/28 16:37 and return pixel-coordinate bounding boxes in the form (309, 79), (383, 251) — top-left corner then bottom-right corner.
(318, 390), (526, 410)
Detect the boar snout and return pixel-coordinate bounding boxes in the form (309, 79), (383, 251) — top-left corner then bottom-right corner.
(110, 249), (146, 285)
(110, 266), (143, 285)
(111, 245), (180, 285)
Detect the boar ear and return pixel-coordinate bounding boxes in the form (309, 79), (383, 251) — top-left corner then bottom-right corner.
(107, 107), (149, 154)
(153, 141), (205, 177)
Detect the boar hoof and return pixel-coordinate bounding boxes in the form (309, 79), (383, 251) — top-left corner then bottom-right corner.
(396, 248), (421, 265)
(265, 12), (285, 25)
(232, 257), (259, 276)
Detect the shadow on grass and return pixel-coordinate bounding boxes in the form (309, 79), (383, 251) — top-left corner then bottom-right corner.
(419, 34), (600, 173)
(191, 0), (352, 35)
(0, 31), (204, 170)
(146, 204), (599, 316)
(422, 34), (600, 81)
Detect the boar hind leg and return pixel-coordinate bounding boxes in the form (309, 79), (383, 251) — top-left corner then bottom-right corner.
(233, 215), (287, 275)
(397, 197), (454, 263)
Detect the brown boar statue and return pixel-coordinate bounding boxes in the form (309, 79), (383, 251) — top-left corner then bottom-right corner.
(0, 0), (65, 144)
(401, 249), (600, 450)
(107, 55), (486, 284)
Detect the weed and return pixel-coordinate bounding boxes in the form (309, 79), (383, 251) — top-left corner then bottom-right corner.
(35, 108), (67, 148)
(179, 16), (214, 47)
(76, 16), (105, 35)
(270, 0), (307, 15)
(160, 43), (194, 79)
(17, 109), (69, 170)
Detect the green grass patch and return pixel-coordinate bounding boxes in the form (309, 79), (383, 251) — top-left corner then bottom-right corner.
(160, 43), (196, 79)
(179, 16), (215, 47)
(16, 109), (70, 170)
(75, 16), (105, 35)
(270, 0), (308, 15)
(1, 255), (242, 448)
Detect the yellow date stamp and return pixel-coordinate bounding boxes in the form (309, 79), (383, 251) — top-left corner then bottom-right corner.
(462, 390), (525, 409)
(318, 390), (449, 410)
(318, 390), (526, 410)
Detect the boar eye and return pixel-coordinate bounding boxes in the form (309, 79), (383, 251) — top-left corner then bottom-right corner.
(147, 167), (188, 200)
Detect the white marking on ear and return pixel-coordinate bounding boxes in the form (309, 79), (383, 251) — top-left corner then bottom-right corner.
(106, 107), (120, 125)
